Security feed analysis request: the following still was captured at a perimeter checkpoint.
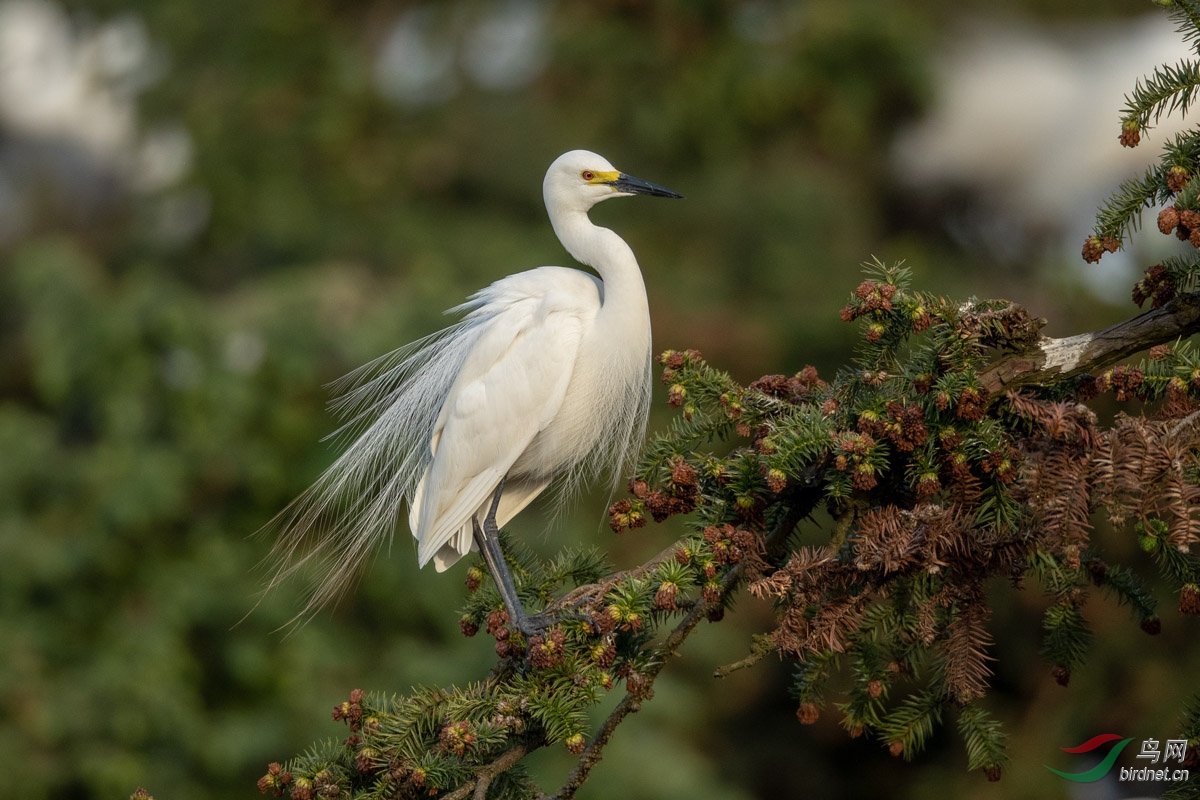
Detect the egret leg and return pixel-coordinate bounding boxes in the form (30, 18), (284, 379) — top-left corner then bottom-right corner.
(472, 479), (553, 638)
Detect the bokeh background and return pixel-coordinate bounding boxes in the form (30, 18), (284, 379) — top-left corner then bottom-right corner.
(2, 0), (1199, 798)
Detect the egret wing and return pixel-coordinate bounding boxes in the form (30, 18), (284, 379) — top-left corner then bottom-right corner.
(411, 290), (589, 568)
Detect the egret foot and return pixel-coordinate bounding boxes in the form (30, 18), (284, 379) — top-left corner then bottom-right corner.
(472, 481), (602, 643)
(471, 480), (544, 641)
(521, 606), (600, 638)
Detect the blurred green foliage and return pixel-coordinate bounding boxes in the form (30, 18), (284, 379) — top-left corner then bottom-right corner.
(3, 1), (1194, 799)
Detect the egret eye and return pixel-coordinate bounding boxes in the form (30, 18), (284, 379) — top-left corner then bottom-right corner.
(581, 170), (595, 181)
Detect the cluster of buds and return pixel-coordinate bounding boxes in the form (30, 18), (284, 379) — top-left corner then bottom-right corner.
(486, 609), (524, 658)
(1162, 374), (1200, 417)
(673, 544), (694, 566)
(747, 365), (826, 403)
(651, 458), (700, 521)
(565, 733), (587, 754)
(1167, 165), (1191, 192)
(1119, 117), (1142, 148)
(1081, 235), (1120, 263)
(486, 609), (510, 637)
(1157, 204), (1200, 247)
(977, 450), (1015, 484)
(914, 470), (941, 499)
(1051, 663), (1071, 687)
(287, 777), (314, 800)
(832, 430), (879, 490)
(796, 701), (821, 725)
(256, 764), (294, 798)
(718, 391), (744, 419)
(666, 382), (688, 412)
(607, 498), (646, 532)
(617, 664), (652, 700)
(354, 746), (379, 775)
(702, 523), (757, 565)
(439, 720), (477, 758)
(491, 699), (529, 734)
(1091, 365), (1146, 402)
(840, 280), (897, 323)
(605, 600), (643, 633)
(943, 449), (973, 488)
(736, 420), (770, 449)
(588, 605), (618, 636)
(611, 459), (700, 531)
(590, 641), (617, 668)
(331, 688), (366, 732)
(911, 303), (933, 333)
(657, 348), (703, 384)
(658, 349), (704, 419)
(938, 429), (963, 451)
(934, 386), (988, 421)
(857, 402), (929, 454)
(528, 627), (566, 669)
(654, 580), (679, 610)
(464, 565), (485, 592)
(861, 369), (889, 387)
(979, 445), (1019, 484)
(1132, 263), (1177, 309)
(957, 387), (988, 420)
(299, 770), (338, 800)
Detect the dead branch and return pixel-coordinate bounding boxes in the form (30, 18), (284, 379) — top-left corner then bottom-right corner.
(979, 292), (1200, 394)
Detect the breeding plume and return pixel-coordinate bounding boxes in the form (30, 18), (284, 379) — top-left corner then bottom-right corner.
(266, 150), (682, 633)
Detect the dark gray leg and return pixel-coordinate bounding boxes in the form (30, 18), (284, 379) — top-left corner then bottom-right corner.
(472, 478), (552, 638)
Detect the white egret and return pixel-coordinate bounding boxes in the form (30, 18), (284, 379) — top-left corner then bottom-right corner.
(265, 150), (682, 634)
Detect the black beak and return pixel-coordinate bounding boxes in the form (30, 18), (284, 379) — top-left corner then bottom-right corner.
(610, 172), (684, 199)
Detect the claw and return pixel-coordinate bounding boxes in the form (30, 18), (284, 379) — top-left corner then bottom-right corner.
(472, 479), (604, 651)
(513, 609), (598, 639)
(512, 610), (556, 639)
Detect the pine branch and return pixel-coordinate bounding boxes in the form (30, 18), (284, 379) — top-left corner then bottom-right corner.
(977, 292), (1200, 394)
(264, 17), (1200, 782)
(712, 633), (777, 678)
(441, 745), (532, 800)
(1122, 59), (1200, 130)
(549, 505), (806, 800)
(1039, 600), (1094, 682)
(1091, 560), (1159, 627)
(955, 705), (1008, 781)
(1091, 167), (1163, 243)
(878, 690), (943, 760)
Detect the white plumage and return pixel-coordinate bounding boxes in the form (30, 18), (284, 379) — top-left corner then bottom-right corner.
(265, 150), (681, 624)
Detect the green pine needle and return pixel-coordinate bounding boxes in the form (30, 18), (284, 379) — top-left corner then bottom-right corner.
(956, 704), (1009, 776)
(1123, 59), (1200, 128)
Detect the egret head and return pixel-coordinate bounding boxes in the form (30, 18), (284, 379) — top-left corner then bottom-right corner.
(543, 150), (682, 215)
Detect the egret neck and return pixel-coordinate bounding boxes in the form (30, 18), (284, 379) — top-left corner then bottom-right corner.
(547, 205), (650, 327)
